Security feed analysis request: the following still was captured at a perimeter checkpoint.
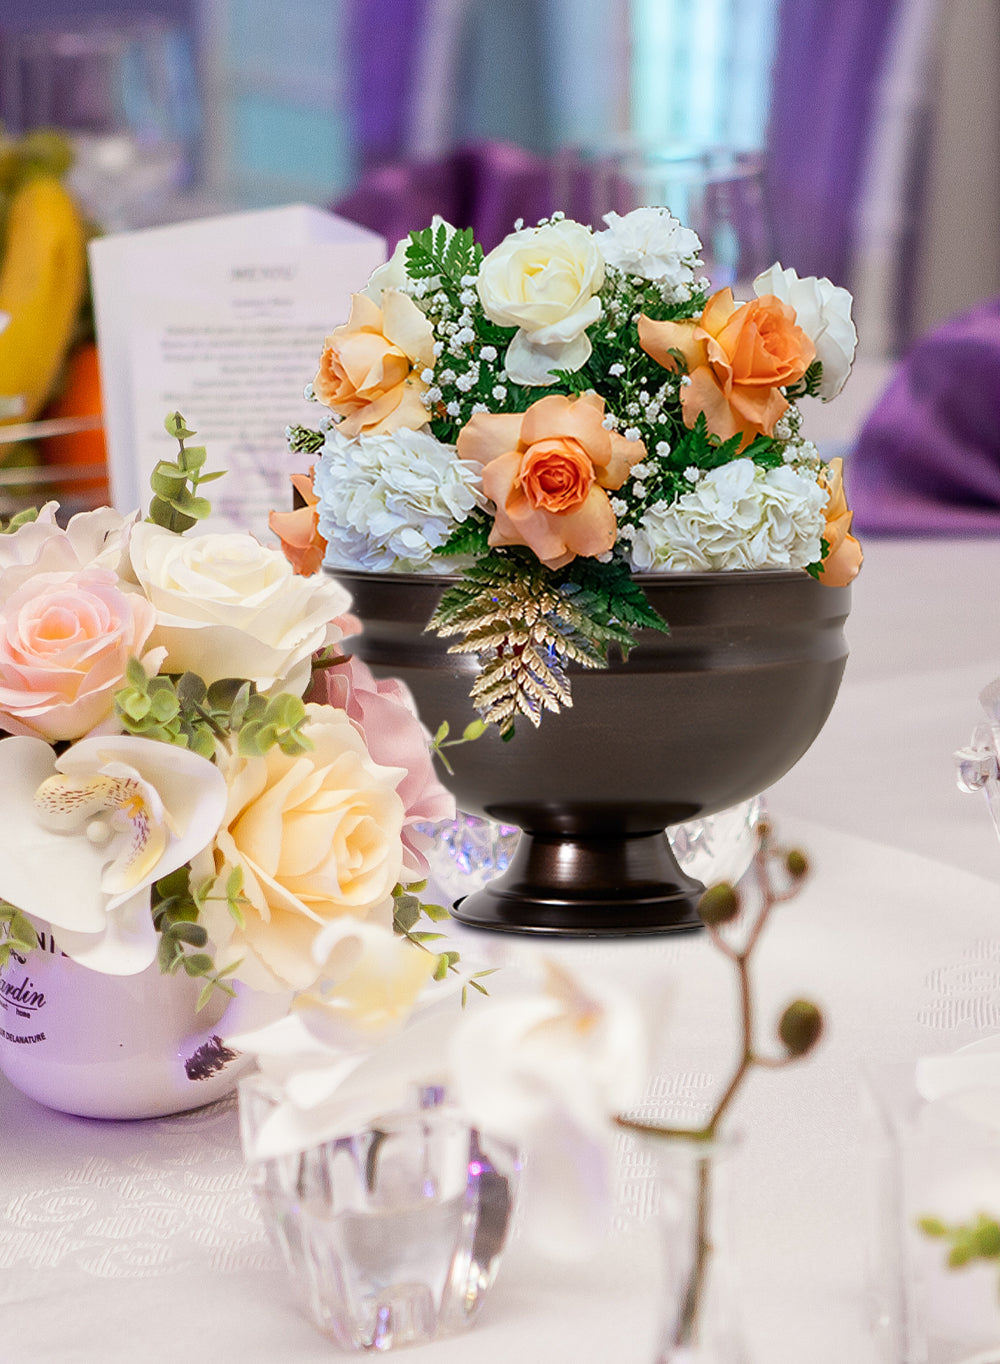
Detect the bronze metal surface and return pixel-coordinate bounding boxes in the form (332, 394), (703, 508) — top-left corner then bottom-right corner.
(332, 570), (850, 936)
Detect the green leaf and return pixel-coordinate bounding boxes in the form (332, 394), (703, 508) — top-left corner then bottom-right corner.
(433, 515), (492, 560)
(150, 463), (187, 495)
(164, 411), (196, 439)
(182, 953), (214, 977)
(179, 444), (208, 471)
(166, 921), (208, 948)
(176, 672), (208, 706)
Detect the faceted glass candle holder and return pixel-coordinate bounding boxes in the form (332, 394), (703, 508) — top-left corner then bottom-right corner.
(240, 1080), (520, 1352)
(421, 798), (764, 913)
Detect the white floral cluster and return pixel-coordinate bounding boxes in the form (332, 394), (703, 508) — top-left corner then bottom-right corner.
(314, 426), (484, 574)
(595, 207), (703, 302)
(627, 458), (828, 573)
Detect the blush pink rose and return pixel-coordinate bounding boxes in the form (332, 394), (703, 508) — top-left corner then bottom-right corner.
(308, 654), (455, 879)
(0, 567), (161, 742)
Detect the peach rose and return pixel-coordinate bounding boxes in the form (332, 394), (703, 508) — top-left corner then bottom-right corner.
(0, 567), (162, 742)
(313, 290), (435, 437)
(456, 392), (644, 569)
(269, 471), (327, 577)
(192, 704), (407, 992)
(638, 289), (816, 450)
(818, 457), (862, 586)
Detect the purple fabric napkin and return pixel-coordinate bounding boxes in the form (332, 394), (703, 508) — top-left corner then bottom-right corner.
(850, 294), (1000, 534)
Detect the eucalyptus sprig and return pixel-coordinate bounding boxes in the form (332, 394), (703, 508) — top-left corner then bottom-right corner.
(152, 865), (247, 1008)
(919, 1212), (1000, 1287)
(115, 660), (313, 760)
(392, 883), (496, 1005)
(146, 412), (225, 534)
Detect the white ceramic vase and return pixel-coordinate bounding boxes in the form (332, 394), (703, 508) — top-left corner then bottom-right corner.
(0, 925), (288, 1119)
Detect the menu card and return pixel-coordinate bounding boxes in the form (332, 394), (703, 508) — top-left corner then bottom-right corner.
(89, 204), (385, 536)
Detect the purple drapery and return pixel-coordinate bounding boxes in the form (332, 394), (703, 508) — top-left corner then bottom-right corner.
(333, 142), (590, 254)
(764, 0), (902, 291)
(346, 0), (430, 171)
(850, 294), (1000, 534)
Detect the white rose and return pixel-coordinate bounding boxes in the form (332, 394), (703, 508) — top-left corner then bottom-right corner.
(361, 215), (457, 303)
(753, 263), (857, 400)
(128, 523), (350, 695)
(596, 207), (702, 292)
(477, 218), (604, 386)
(0, 503), (133, 597)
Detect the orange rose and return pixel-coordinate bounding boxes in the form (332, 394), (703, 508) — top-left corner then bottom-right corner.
(456, 391), (644, 569)
(817, 457), (862, 586)
(313, 290), (434, 436)
(269, 471), (326, 577)
(638, 289), (816, 451)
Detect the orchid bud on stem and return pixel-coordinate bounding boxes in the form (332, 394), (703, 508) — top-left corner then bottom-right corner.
(613, 820), (822, 1347)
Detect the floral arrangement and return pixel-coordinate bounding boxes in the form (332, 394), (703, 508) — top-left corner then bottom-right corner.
(0, 414), (456, 998)
(276, 207), (863, 734)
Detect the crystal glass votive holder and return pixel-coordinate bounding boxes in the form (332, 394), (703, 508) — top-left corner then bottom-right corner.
(240, 1080), (520, 1353)
(420, 797), (765, 909)
(863, 1060), (1000, 1364)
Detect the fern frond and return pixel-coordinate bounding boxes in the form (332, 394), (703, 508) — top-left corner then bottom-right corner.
(428, 549), (661, 734)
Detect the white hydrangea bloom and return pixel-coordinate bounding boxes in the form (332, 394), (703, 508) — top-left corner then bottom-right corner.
(627, 458), (827, 573)
(596, 207), (702, 293)
(314, 427), (484, 574)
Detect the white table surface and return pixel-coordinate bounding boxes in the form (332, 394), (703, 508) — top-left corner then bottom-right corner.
(4, 535), (1000, 1363)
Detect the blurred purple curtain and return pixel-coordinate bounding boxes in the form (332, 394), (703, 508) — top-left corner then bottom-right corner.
(764, 0), (904, 290)
(346, 0), (430, 171)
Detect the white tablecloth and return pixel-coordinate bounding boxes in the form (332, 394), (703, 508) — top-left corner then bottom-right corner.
(4, 536), (1000, 1363)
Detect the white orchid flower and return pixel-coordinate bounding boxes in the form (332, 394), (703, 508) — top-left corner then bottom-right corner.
(0, 734), (228, 974)
(231, 917), (467, 1160)
(448, 958), (650, 1260)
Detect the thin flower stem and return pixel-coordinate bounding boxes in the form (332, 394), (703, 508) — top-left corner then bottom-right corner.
(615, 823), (819, 1357)
(676, 1154), (714, 1348)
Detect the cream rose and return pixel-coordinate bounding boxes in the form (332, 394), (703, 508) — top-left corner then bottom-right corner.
(128, 523), (350, 695)
(477, 218), (605, 386)
(753, 263), (857, 400)
(192, 704), (407, 992)
(0, 567), (162, 742)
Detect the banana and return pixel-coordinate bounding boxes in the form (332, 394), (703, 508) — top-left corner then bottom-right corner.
(0, 173), (87, 426)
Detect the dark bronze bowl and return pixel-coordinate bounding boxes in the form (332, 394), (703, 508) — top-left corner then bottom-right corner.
(331, 570), (850, 936)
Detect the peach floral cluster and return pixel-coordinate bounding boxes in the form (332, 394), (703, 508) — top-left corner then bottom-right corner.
(286, 207), (862, 589)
